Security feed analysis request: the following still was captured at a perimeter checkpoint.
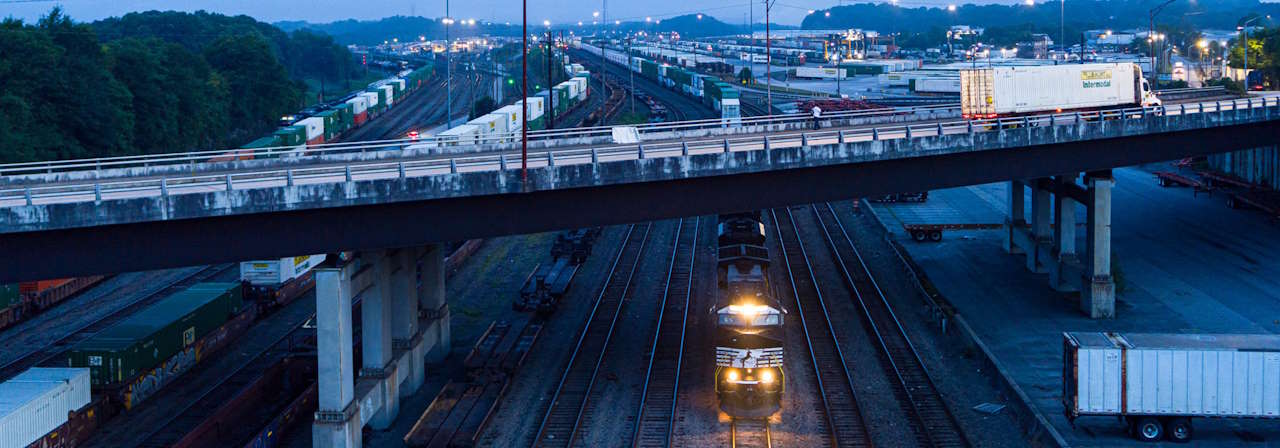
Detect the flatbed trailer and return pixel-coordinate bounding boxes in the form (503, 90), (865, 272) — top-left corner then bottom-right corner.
(1153, 171), (1210, 195)
(903, 223), (1004, 242)
(1227, 189), (1280, 219)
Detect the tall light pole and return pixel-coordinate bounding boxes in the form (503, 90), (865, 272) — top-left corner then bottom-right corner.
(1148, 0), (1177, 87)
(1240, 15), (1270, 84)
(444, 8), (453, 126)
(831, 53), (842, 97)
(764, 0), (776, 115)
(628, 34), (635, 114)
(1060, 0), (1064, 56)
(521, 0), (527, 181)
(594, 11), (603, 103)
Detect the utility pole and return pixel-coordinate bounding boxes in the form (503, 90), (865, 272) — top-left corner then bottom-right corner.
(521, 0), (527, 181)
(446, 0), (452, 126)
(764, 0), (775, 115)
(546, 30), (554, 128)
(628, 35), (635, 114)
(1060, 0), (1065, 56)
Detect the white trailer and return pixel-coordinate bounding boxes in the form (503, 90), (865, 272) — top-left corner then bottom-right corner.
(1064, 332), (1280, 442)
(437, 124), (481, 146)
(468, 114), (508, 142)
(516, 97), (545, 121)
(960, 62), (1160, 118)
(796, 66), (848, 80)
(493, 105), (523, 136)
(240, 254), (327, 300)
(0, 368), (91, 448)
(913, 77), (961, 94)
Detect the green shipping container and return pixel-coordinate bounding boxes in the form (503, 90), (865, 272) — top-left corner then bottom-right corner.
(317, 110), (343, 139)
(553, 85), (570, 114)
(333, 103), (354, 128)
(0, 284), (18, 309)
(668, 68), (691, 86)
(366, 87), (388, 110)
(67, 282), (243, 387)
(528, 115), (545, 131)
(241, 135), (281, 150)
(641, 60), (659, 79)
(274, 126), (306, 146)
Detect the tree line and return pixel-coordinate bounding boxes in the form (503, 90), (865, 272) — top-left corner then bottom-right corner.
(0, 9), (360, 163)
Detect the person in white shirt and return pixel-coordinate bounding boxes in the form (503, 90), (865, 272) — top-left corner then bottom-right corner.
(811, 105), (822, 130)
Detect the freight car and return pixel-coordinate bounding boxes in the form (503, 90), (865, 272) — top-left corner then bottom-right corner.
(1064, 332), (1280, 442)
(66, 282), (249, 410)
(0, 276), (107, 332)
(240, 254), (327, 307)
(714, 211), (785, 418)
(0, 368), (92, 448)
(514, 258), (580, 314)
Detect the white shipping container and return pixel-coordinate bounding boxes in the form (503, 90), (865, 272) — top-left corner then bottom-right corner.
(468, 113), (508, 140)
(297, 117), (325, 141)
(571, 77), (588, 100)
(346, 96), (369, 114)
(1065, 333), (1280, 441)
(240, 254), (327, 286)
(516, 97), (545, 121)
(0, 368), (91, 448)
(361, 91), (380, 107)
(913, 77), (961, 94)
(960, 63), (1157, 118)
(561, 81), (580, 101)
(389, 78), (406, 92)
(796, 66), (847, 80)
(378, 85), (395, 106)
(493, 106), (522, 135)
(438, 124), (481, 146)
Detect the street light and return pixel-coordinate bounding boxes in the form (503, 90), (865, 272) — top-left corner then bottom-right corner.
(830, 53), (842, 97)
(1148, 0), (1178, 87)
(1240, 15), (1271, 83)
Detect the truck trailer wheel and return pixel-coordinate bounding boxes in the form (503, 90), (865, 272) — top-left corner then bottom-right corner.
(1133, 417), (1164, 442)
(912, 230), (927, 242)
(928, 230), (943, 242)
(1165, 418), (1192, 443)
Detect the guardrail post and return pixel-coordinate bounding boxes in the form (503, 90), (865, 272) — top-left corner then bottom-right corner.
(837, 130), (845, 144)
(936, 122), (944, 136)
(1049, 114), (1056, 126)
(637, 144), (646, 159)
(723, 139), (731, 153)
(94, 184), (102, 202)
(800, 133), (809, 147)
(344, 166), (352, 183)
(1248, 98), (1254, 118)
(762, 137), (770, 151)
(548, 151), (556, 167)
(1198, 102), (1204, 114)
(24, 187), (32, 206)
(904, 126), (912, 139)
(160, 178), (168, 197)
(225, 174), (233, 191)
(591, 148), (599, 165)
(1180, 104), (1186, 116)
(1074, 112), (1082, 123)
(872, 128), (880, 140)
(967, 121), (974, 134)
(398, 162), (406, 179)
(499, 154), (507, 172)
(995, 118), (1003, 130)
(450, 159), (458, 174)
(1022, 116), (1030, 128)
(287, 170), (294, 187)
(681, 141), (690, 156)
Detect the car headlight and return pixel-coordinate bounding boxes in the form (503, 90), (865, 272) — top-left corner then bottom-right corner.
(726, 370), (739, 382)
(760, 370), (774, 384)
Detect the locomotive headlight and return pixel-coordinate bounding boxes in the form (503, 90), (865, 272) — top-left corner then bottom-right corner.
(726, 370), (739, 382)
(760, 370), (775, 384)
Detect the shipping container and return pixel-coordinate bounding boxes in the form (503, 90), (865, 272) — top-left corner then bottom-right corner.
(552, 85), (570, 114)
(960, 63), (1160, 118)
(913, 77), (961, 94)
(1064, 332), (1280, 442)
(569, 77), (588, 100)
(66, 283), (244, 389)
(467, 114), (508, 142)
(795, 66), (848, 80)
(240, 255), (326, 288)
(346, 96), (370, 125)
(378, 85), (396, 107)
(315, 110), (342, 140)
(296, 117), (325, 145)
(492, 105), (523, 135)
(363, 89), (385, 111)
(1, 284), (19, 310)
(516, 96), (545, 122)
(0, 368), (91, 448)
(436, 124), (481, 146)
(274, 126), (307, 147)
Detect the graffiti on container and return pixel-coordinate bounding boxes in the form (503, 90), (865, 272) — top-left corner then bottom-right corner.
(123, 326), (230, 409)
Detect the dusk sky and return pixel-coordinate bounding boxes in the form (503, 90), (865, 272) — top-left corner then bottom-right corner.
(5, 0), (1036, 28)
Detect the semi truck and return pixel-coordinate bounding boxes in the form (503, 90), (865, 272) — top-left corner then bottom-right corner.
(1063, 332), (1280, 442)
(960, 63), (1160, 119)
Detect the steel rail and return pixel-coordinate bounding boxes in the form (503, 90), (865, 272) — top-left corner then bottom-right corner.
(730, 418), (772, 448)
(532, 222), (654, 448)
(811, 202), (969, 448)
(769, 207), (872, 448)
(631, 217), (699, 448)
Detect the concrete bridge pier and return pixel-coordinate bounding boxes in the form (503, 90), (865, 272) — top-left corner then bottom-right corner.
(1006, 171), (1114, 319)
(313, 246), (451, 448)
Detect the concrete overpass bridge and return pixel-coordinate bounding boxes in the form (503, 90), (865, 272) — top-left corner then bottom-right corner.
(4, 96), (1279, 448)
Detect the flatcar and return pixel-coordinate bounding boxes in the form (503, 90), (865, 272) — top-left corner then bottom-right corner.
(714, 211), (785, 418)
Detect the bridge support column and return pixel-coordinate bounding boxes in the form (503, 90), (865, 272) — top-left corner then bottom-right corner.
(392, 249), (424, 397)
(358, 253), (398, 431)
(1081, 173), (1115, 319)
(1003, 180), (1025, 254)
(313, 264), (361, 448)
(1050, 175), (1081, 292)
(1026, 180), (1053, 273)
(420, 244), (450, 363)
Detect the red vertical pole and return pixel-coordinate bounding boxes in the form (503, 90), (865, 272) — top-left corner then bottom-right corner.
(521, 0), (528, 181)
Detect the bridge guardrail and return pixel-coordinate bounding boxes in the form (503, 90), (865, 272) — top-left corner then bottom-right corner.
(1, 97), (1275, 209)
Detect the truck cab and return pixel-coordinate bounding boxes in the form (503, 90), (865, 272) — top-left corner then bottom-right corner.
(1135, 67), (1161, 108)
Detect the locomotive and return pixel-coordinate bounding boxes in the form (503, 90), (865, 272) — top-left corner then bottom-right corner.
(714, 211), (786, 418)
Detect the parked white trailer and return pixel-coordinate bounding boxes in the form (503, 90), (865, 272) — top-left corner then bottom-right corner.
(914, 77), (961, 94)
(468, 114), (508, 142)
(516, 96), (545, 121)
(1064, 332), (1280, 442)
(436, 124), (481, 146)
(240, 254), (327, 289)
(960, 62), (1160, 118)
(796, 66), (848, 80)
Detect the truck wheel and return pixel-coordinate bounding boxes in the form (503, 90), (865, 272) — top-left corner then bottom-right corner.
(1165, 418), (1192, 443)
(912, 230), (927, 242)
(928, 230), (943, 242)
(1134, 417), (1164, 442)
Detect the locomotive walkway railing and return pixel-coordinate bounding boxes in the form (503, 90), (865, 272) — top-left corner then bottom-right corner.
(1, 96), (1276, 209)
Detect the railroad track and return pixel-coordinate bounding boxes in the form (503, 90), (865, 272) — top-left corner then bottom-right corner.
(769, 207), (873, 448)
(128, 300), (315, 448)
(532, 222), (654, 447)
(0, 264), (235, 381)
(730, 418), (772, 448)
(631, 217), (700, 448)
(810, 202), (969, 448)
